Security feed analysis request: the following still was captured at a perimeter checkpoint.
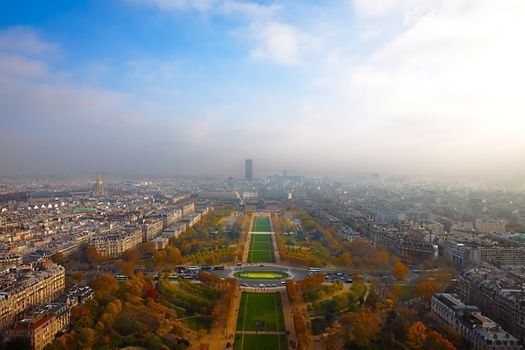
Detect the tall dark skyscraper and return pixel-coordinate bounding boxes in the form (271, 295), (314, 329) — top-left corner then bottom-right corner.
(245, 159), (253, 181)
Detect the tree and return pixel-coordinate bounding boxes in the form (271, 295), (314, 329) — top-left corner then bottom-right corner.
(143, 333), (165, 350)
(415, 278), (440, 301)
(72, 271), (84, 282)
(424, 331), (456, 350)
(407, 321), (427, 350)
(198, 271), (221, 285)
(85, 246), (105, 264)
(392, 259), (409, 281)
(89, 274), (119, 300)
(286, 280), (301, 304)
(343, 308), (381, 348)
(339, 252), (353, 267)
(51, 252), (65, 265)
(211, 304), (222, 322)
(165, 246), (182, 264)
(325, 331), (345, 350)
(293, 311), (310, 350)
(116, 260), (135, 275)
(71, 327), (96, 350)
(153, 251), (166, 267)
(4, 336), (31, 350)
(142, 242), (156, 256)
(122, 249), (139, 263)
(298, 274), (325, 292)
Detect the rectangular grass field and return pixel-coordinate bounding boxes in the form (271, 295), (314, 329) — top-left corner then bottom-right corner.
(236, 292), (285, 331)
(248, 234), (275, 263)
(252, 216), (271, 232)
(235, 292), (287, 350)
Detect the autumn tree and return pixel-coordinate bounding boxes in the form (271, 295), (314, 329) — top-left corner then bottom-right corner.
(293, 311), (310, 350)
(71, 327), (96, 349)
(116, 260), (135, 275)
(89, 274), (119, 300)
(342, 308), (381, 348)
(407, 321), (427, 350)
(165, 246), (182, 264)
(286, 280), (301, 304)
(141, 242), (156, 256)
(51, 252), (65, 265)
(339, 252), (353, 268)
(424, 331), (456, 350)
(392, 259), (409, 281)
(122, 249), (139, 263)
(415, 278), (441, 301)
(72, 271), (84, 282)
(198, 271), (221, 285)
(85, 246), (105, 264)
(298, 274), (325, 292)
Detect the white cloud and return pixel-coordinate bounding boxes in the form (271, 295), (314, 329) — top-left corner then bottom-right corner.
(0, 54), (50, 78)
(249, 22), (301, 65)
(126, 0), (309, 65)
(127, 0), (216, 12)
(219, 0), (281, 18)
(353, 0), (403, 17)
(326, 0), (525, 174)
(0, 26), (58, 55)
(127, 0), (280, 17)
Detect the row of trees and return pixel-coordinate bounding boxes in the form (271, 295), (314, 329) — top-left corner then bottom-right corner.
(52, 269), (241, 349)
(237, 212), (252, 261)
(49, 273), (185, 350)
(408, 321), (456, 350)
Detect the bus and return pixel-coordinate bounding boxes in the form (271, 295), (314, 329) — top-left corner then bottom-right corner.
(308, 267), (321, 273)
(115, 275), (131, 281)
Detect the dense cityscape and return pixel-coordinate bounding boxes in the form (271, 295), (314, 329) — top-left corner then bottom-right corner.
(0, 162), (524, 349)
(2, 0), (525, 349)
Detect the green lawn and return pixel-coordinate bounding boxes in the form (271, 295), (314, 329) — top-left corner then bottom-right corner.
(234, 334), (288, 350)
(248, 250), (275, 263)
(233, 271), (289, 279)
(248, 234), (275, 263)
(252, 216), (271, 232)
(236, 292), (286, 332)
(250, 234), (273, 250)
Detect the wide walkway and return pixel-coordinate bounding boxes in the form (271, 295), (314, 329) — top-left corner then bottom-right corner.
(280, 288), (298, 348)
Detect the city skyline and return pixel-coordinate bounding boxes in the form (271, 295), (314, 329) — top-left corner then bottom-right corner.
(1, 0), (525, 177)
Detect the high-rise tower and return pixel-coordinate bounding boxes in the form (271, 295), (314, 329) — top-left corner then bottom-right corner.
(94, 176), (107, 196)
(245, 159), (253, 181)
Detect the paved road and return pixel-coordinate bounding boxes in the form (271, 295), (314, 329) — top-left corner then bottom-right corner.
(209, 265), (353, 287)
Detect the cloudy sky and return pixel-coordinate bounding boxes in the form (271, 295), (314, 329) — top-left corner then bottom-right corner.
(1, 0), (524, 177)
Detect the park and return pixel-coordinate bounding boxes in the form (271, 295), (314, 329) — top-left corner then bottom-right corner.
(234, 292), (288, 350)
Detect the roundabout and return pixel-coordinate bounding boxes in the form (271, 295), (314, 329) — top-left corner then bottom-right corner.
(233, 270), (289, 280)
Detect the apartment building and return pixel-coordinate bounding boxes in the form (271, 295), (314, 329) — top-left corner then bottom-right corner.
(89, 229), (142, 257)
(459, 267), (525, 344)
(0, 263), (65, 329)
(0, 254), (22, 268)
(4, 302), (70, 350)
(432, 293), (521, 350)
(181, 202), (195, 216)
(142, 218), (163, 242)
(475, 219), (506, 233)
(443, 242), (525, 268)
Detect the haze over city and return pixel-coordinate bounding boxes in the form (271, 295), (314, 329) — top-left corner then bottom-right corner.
(1, 0), (525, 177)
(5, 2), (525, 350)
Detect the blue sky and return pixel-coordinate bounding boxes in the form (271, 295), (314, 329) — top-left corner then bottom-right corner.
(1, 0), (525, 177)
